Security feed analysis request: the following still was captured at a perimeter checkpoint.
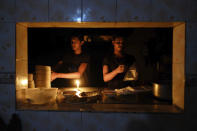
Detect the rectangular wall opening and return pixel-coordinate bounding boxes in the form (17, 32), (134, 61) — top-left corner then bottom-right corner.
(16, 22), (185, 112)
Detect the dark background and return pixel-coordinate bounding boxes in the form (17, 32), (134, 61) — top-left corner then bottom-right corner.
(28, 28), (172, 87)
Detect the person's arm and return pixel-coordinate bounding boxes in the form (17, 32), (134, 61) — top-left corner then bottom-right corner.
(51, 63), (87, 81)
(103, 65), (124, 82)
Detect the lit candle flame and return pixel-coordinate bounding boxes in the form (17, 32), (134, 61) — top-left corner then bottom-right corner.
(76, 80), (80, 89)
(75, 80), (81, 97)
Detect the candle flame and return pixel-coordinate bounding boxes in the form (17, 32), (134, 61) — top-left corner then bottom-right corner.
(76, 80), (80, 89)
(75, 80), (81, 97)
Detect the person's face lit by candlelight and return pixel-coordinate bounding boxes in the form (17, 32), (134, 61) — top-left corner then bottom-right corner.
(112, 37), (124, 54)
(51, 35), (88, 86)
(71, 37), (84, 55)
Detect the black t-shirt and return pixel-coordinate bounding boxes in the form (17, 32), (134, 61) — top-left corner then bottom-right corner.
(52, 52), (89, 87)
(103, 53), (136, 89)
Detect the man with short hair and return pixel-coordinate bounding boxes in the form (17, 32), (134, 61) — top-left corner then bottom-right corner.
(103, 36), (137, 89)
(51, 35), (89, 87)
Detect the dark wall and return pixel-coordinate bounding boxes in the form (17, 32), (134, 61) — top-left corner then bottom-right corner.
(28, 28), (172, 86)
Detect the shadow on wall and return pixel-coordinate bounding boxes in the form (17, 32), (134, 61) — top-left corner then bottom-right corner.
(0, 114), (22, 131)
(0, 116), (7, 131)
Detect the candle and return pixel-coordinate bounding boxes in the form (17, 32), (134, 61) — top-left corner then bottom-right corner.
(75, 80), (81, 97)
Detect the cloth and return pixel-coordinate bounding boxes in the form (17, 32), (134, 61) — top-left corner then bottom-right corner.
(51, 52), (89, 87)
(103, 53), (136, 89)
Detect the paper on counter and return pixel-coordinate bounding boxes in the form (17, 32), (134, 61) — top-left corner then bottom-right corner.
(115, 86), (135, 95)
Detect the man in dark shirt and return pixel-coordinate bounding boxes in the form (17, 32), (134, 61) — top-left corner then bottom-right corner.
(51, 35), (89, 87)
(103, 36), (136, 89)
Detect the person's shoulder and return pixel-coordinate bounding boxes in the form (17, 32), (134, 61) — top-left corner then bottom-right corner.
(125, 53), (136, 61)
(63, 51), (73, 56)
(81, 52), (89, 57)
(103, 52), (114, 65)
(104, 52), (114, 59)
(80, 52), (90, 60)
(79, 52), (90, 63)
(124, 53), (134, 57)
(61, 51), (74, 61)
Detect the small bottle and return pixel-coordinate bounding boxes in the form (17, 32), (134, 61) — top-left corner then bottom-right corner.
(129, 66), (138, 80)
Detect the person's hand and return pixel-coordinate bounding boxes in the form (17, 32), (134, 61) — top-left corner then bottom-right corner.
(115, 65), (125, 74)
(51, 72), (58, 81)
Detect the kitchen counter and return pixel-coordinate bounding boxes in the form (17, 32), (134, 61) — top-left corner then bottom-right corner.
(16, 87), (183, 113)
(17, 103), (182, 113)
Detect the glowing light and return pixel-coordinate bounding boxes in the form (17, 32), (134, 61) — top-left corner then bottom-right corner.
(21, 79), (28, 86)
(76, 17), (81, 22)
(72, 8), (82, 22)
(75, 80), (80, 89)
(75, 80), (81, 97)
(72, 17), (81, 23)
(74, 88), (81, 98)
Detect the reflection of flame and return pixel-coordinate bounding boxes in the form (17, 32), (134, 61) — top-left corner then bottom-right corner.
(74, 88), (81, 98)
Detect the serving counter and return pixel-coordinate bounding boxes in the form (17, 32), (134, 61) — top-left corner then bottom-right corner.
(16, 86), (182, 113)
